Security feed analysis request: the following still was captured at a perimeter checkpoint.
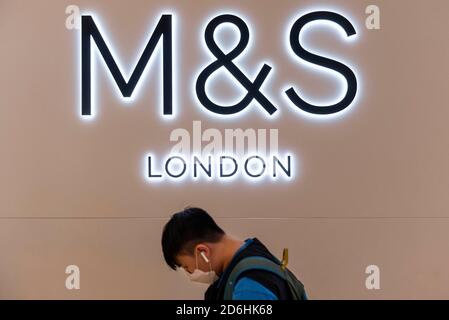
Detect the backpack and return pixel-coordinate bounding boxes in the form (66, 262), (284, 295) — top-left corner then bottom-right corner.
(223, 254), (307, 300)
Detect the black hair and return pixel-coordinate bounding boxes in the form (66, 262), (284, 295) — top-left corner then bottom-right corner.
(161, 207), (225, 270)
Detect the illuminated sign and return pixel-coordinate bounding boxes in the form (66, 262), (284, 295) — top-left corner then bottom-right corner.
(75, 8), (361, 183)
(143, 121), (294, 183)
(80, 10), (359, 119)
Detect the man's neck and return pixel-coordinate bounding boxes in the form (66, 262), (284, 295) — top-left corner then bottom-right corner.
(219, 235), (245, 274)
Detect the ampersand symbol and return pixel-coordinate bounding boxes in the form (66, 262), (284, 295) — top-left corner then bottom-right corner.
(196, 14), (277, 115)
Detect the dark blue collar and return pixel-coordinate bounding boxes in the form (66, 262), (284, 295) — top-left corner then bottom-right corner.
(217, 238), (254, 287)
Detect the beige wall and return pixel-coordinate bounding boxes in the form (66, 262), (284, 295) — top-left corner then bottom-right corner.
(1, 0), (449, 299)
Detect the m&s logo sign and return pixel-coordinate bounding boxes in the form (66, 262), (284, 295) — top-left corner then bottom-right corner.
(79, 10), (359, 120)
(66, 5), (372, 183)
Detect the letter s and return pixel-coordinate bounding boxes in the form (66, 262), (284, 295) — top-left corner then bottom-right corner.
(286, 11), (357, 115)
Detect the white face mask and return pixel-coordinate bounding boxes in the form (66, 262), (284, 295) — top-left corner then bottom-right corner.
(186, 250), (218, 284)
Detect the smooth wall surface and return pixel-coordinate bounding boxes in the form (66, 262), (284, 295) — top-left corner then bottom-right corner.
(1, 0), (449, 299)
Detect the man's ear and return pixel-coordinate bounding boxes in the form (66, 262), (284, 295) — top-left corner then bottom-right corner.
(195, 243), (210, 261)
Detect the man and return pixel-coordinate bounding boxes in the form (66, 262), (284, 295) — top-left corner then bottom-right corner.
(161, 207), (307, 300)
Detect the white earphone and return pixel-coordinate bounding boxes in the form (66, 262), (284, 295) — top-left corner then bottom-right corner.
(200, 251), (210, 263)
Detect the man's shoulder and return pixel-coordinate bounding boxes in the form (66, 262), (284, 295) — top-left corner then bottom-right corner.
(232, 276), (278, 300)
(236, 268), (290, 299)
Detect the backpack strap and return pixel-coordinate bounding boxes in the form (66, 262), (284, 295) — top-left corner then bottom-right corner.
(223, 256), (287, 300)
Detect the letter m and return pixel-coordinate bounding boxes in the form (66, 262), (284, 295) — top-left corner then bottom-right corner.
(81, 15), (172, 117)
